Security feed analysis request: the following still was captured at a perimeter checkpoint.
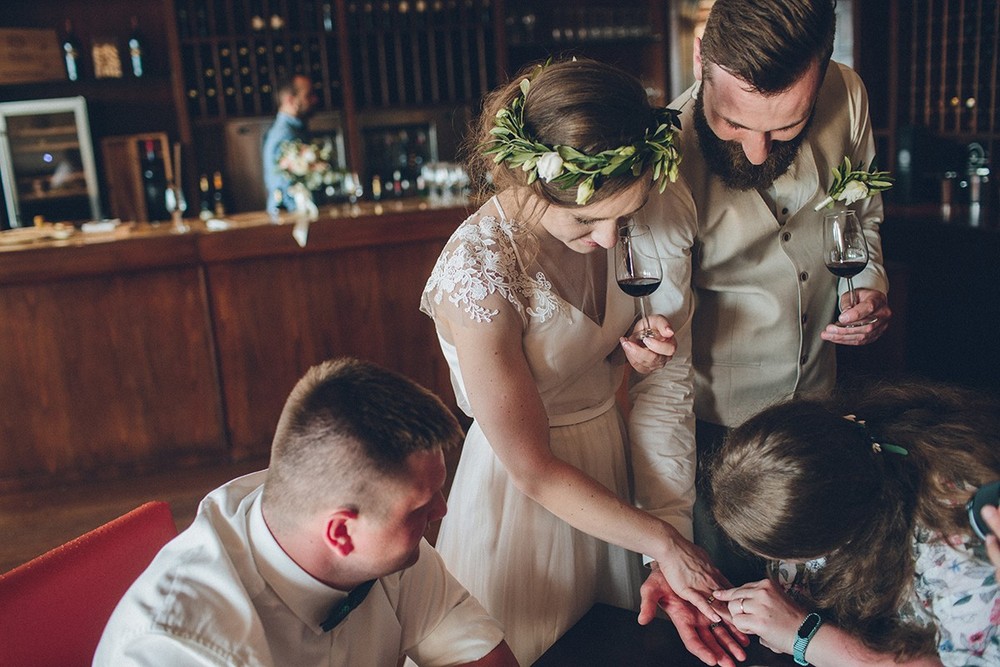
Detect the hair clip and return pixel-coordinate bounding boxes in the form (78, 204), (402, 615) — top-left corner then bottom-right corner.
(872, 441), (909, 456)
(843, 415), (909, 456)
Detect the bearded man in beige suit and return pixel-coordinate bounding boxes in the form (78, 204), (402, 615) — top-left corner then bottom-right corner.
(640, 0), (892, 598)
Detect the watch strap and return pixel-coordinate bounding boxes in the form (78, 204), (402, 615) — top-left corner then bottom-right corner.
(793, 612), (823, 666)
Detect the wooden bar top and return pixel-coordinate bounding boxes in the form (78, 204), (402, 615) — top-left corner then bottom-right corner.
(0, 197), (470, 284)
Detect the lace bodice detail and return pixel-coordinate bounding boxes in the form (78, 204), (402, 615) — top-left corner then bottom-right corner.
(422, 212), (561, 324)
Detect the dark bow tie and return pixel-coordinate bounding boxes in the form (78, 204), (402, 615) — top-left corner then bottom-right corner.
(321, 579), (377, 632)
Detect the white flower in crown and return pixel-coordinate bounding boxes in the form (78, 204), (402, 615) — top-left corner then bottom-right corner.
(814, 157), (894, 210)
(575, 178), (595, 206)
(535, 152), (564, 181)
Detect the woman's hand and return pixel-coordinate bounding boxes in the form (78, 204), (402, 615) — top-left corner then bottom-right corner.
(620, 314), (676, 374)
(651, 531), (733, 625)
(713, 579), (806, 655)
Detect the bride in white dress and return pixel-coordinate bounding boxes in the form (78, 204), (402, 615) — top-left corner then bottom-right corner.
(421, 58), (734, 665)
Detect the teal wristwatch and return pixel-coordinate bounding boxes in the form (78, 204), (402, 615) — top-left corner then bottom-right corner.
(793, 612), (823, 666)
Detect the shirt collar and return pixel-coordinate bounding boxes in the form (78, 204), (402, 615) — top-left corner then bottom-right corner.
(770, 141), (820, 216)
(247, 494), (349, 635)
(276, 111), (304, 129)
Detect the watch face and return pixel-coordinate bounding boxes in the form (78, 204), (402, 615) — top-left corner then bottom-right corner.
(967, 480), (1000, 541)
(797, 614), (821, 638)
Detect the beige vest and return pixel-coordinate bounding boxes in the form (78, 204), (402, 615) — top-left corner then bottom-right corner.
(671, 63), (889, 426)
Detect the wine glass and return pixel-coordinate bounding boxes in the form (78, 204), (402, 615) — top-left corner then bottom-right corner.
(343, 171), (364, 204)
(823, 210), (876, 327)
(615, 222), (662, 339)
(164, 180), (189, 233)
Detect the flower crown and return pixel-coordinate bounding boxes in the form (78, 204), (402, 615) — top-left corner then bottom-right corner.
(481, 76), (683, 205)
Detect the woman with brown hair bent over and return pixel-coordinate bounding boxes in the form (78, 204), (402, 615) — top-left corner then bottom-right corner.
(710, 381), (1000, 666)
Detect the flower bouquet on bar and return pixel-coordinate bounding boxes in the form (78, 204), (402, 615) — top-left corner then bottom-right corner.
(276, 138), (338, 246)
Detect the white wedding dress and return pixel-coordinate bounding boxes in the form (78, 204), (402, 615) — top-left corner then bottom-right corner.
(420, 197), (643, 665)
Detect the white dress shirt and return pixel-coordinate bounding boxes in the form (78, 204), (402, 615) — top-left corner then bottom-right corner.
(94, 471), (505, 666)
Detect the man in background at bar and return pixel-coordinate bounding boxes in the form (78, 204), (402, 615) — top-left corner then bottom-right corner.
(262, 73), (318, 215)
(95, 357), (517, 667)
(657, 0), (891, 585)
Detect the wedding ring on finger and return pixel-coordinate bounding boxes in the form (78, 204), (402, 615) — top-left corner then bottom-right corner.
(706, 595), (716, 605)
(739, 598), (746, 614)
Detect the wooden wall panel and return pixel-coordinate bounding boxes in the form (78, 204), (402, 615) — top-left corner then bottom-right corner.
(0, 266), (225, 488)
(206, 238), (454, 459)
(0, 202), (465, 490)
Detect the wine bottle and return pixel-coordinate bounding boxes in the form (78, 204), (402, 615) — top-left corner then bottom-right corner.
(61, 19), (83, 81)
(198, 174), (213, 220)
(127, 16), (145, 77)
(141, 140), (168, 221)
(212, 171), (226, 216)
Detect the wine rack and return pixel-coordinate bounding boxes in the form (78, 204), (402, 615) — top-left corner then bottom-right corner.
(175, 0), (341, 121)
(344, 0), (498, 109)
(502, 0), (669, 104)
(899, 0), (998, 139)
(176, 0), (497, 121)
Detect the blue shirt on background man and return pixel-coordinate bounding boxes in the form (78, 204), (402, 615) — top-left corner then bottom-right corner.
(262, 112), (307, 214)
(262, 75), (317, 214)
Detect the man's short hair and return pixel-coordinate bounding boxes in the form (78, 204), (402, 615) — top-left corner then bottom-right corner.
(262, 357), (462, 523)
(700, 0), (836, 93)
(273, 73), (306, 106)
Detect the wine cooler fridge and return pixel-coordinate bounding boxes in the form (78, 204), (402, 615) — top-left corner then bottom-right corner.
(0, 96), (101, 229)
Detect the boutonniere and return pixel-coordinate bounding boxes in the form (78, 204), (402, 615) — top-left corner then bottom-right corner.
(814, 157), (894, 211)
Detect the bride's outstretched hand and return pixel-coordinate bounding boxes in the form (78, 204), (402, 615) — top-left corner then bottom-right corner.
(639, 564), (749, 667)
(654, 534), (740, 626)
(620, 314), (675, 374)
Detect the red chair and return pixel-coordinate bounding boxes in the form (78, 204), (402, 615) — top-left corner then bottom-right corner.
(0, 500), (178, 667)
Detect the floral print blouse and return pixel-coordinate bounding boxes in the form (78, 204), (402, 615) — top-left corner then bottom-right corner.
(773, 526), (999, 666)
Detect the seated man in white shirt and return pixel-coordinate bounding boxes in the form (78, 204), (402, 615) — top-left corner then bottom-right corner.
(95, 357), (518, 667)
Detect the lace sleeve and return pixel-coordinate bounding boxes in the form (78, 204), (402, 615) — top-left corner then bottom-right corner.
(421, 214), (538, 326)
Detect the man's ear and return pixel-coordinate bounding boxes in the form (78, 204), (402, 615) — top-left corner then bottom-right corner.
(693, 36), (703, 82)
(326, 509), (359, 557)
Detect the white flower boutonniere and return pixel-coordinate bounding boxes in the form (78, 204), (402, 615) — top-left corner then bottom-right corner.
(814, 157), (894, 211)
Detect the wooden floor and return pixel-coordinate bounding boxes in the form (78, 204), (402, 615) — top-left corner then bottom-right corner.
(0, 459), (267, 574)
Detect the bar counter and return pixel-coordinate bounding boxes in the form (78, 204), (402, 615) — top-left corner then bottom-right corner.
(0, 199), (469, 491)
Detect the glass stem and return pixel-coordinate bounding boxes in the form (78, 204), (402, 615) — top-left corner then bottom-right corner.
(638, 296), (650, 336)
(847, 278), (859, 309)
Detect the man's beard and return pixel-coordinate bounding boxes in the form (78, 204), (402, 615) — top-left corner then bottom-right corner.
(693, 91), (808, 191)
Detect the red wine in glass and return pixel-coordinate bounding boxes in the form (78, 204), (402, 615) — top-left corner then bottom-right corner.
(615, 223), (662, 338)
(823, 210), (877, 327)
(617, 277), (662, 297)
(825, 260), (867, 279)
